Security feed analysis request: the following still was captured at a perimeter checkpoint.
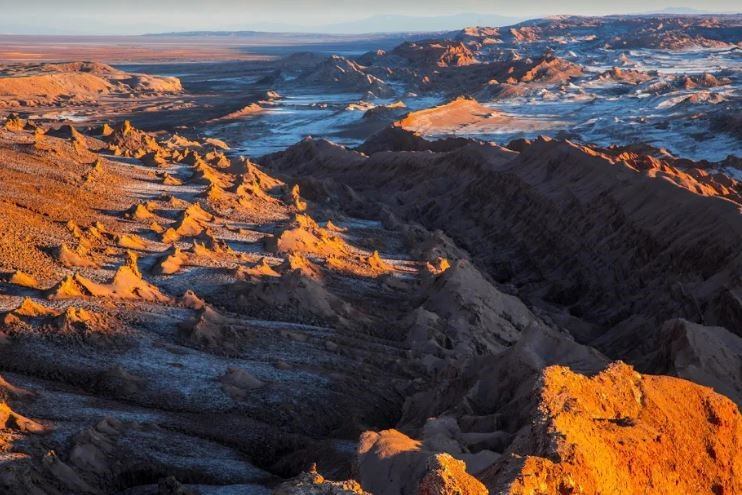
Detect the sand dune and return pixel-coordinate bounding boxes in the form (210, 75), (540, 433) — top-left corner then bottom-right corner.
(395, 96), (561, 136)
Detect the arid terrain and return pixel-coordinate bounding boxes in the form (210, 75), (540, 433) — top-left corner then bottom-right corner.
(0, 12), (740, 495)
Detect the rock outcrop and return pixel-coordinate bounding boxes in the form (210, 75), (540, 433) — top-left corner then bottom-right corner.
(483, 363), (742, 495)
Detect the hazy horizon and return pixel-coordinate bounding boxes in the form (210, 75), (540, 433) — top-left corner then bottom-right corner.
(0, 0), (739, 35)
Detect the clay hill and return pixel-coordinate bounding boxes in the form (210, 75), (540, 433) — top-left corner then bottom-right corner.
(0, 62), (182, 108)
(261, 54), (395, 99)
(382, 40), (479, 68)
(394, 96), (558, 136)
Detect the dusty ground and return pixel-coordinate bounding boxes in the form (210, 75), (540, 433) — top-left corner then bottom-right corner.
(0, 33), (430, 64)
(0, 120), (466, 494)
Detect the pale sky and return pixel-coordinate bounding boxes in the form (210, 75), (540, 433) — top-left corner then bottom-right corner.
(0, 0), (738, 35)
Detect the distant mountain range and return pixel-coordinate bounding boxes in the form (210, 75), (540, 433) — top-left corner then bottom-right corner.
(153, 13), (525, 36)
(318, 13), (525, 33)
(632, 6), (739, 15)
(152, 10), (740, 37)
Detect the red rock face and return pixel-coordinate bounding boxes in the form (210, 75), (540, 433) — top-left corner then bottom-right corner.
(418, 454), (487, 495)
(351, 362), (741, 495)
(389, 40), (478, 68)
(483, 363), (742, 495)
(518, 54), (583, 83)
(298, 55), (395, 97)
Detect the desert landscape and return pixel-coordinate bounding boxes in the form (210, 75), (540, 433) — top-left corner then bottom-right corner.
(0, 5), (740, 495)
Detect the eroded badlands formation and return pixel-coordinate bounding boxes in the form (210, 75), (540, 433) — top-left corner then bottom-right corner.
(0, 12), (740, 495)
(0, 113), (739, 495)
(177, 14), (740, 162)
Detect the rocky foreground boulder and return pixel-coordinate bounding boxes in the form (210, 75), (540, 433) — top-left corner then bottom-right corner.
(275, 465), (370, 495)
